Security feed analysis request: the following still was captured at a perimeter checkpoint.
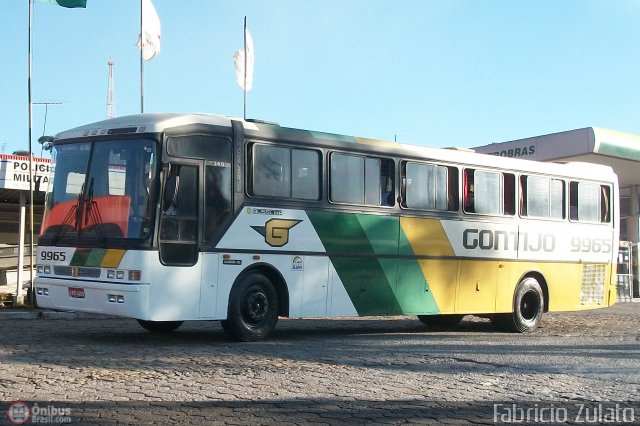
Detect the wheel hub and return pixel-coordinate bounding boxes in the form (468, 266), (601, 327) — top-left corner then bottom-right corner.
(520, 291), (539, 321)
(244, 289), (269, 323)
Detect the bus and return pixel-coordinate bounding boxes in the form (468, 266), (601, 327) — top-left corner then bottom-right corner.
(34, 113), (619, 341)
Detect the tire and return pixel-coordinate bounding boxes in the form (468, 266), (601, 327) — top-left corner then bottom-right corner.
(221, 272), (279, 342)
(137, 319), (183, 333)
(494, 277), (544, 333)
(417, 314), (464, 327)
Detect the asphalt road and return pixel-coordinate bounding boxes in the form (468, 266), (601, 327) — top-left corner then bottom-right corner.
(0, 303), (639, 425)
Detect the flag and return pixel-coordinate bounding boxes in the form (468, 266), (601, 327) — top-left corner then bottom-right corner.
(233, 27), (254, 91)
(136, 0), (161, 61)
(37, 0), (87, 8)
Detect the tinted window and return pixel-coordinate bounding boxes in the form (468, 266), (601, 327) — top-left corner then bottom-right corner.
(330, 153), (387, 206)
(204, 164), (232, 242)
(251, 144), (320, 200)
(291, 149), (320, 200)
(167, 135), (232, 161)
(331, 154), (365, 204)
(253, 145), (291, 197)
(364, 158), (381, 205)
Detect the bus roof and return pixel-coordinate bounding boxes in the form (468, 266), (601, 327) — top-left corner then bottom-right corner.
(55, 113), (617, 183)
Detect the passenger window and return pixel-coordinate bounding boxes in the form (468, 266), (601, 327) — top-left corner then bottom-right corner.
(550, 179), (564, 219)
(464, 169), (512, 215)
(250, 144), (320, 200)
(291, 149), (320, 200)
(402, 162), (455, 211)
(364, 158), (381, 205)
(522, 176), (565, 219)
(331, 154), (364, 204)
(570, 181), (610, 223)
(330, 153), (392, 206)
(253, 145), (291, 198)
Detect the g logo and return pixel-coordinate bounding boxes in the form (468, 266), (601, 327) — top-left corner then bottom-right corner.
(252, 219), (302, 247)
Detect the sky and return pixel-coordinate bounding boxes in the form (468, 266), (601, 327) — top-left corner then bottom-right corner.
(1, 0), (640, 157)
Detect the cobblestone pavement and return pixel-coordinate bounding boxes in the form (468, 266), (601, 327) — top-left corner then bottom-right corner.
(0, 303), (639, 425)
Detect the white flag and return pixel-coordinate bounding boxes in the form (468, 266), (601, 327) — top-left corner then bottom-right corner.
(233, 28), (254, 91)
(136, 0), (161, 61)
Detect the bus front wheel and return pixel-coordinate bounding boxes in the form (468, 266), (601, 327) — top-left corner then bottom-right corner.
(137, 319), (183, 333)
(221, 272), (279, 342)
(493, 277), (544, 333)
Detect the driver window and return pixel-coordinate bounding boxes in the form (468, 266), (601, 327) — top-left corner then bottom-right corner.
(160, 164), (198, 265)
(204, 164), (232, 242)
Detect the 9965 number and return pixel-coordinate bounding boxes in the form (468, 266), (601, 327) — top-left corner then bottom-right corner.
(39, 251), (67, 262)
(570, 237), (612, 253)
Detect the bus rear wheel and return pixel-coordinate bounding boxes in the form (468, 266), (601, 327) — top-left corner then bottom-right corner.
(221, 272), (279, 342)
(493, 277), (544, 333)
(417, 314), (464, 327)
(137, 319), (183, 333)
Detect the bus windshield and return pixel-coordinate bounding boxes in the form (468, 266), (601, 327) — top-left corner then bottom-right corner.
(39, 138), (159, 247)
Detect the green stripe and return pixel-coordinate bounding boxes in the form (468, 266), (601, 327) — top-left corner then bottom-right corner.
(396, 226), (440, 314)
(70, 248), (105, 267)
(307, 211), (398, 315)
(308, 210), (439, 316)
(396, 264), (439, 314)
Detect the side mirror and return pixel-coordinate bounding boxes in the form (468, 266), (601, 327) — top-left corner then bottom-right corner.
(163, 174), (180, 211)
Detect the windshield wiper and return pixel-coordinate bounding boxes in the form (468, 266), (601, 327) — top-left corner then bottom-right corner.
(82, 178), (108, 247)
(50, 182), (84, 246)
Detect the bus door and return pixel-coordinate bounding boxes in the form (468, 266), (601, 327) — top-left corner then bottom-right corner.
(200, 161), (233, 318)
(157, 162), (203, 318)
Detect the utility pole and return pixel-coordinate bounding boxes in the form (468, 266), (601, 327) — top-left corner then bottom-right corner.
(20, 100), (61, 306)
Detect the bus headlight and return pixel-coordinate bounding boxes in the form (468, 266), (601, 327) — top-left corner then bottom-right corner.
(37, 266), (51, 274)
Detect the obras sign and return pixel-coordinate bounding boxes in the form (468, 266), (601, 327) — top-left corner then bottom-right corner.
(487, 145), (536, 158)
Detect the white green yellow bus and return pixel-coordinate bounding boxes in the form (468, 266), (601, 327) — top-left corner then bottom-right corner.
(34, 113), (619, 341)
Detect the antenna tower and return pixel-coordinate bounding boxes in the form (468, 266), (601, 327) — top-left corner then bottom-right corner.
(107, 58), (116, 119)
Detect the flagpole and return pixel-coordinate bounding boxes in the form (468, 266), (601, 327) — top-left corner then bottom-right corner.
(140, 0), (144, 113)
(243, 16), (247, 120)
(27, 0), (35, 307)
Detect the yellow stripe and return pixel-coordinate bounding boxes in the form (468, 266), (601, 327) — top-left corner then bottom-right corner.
(100, 249), (126, 268)
(401, 218), (456, 312)
(400, 217), (455, 256)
